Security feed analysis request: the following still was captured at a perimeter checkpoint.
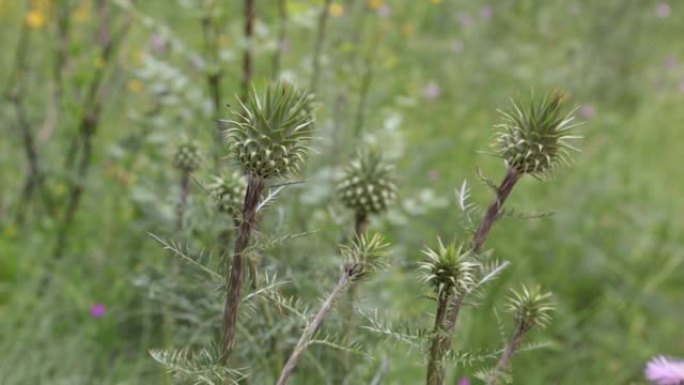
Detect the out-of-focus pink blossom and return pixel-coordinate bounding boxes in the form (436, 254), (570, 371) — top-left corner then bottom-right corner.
(458, 377), (470, 385)
(678, 79), (684, 93)
(480, 6), (493, 21)
(457, 12), (473, 28)
(149, 33), (168, 55)
(655, 3), (671, 18)
(422, 81), (441, 100)
(664, 56), (678, 70)
(579, 104), (595, 119)
(427, 169), (440, 182)
(279, 39), (291, 53)
(90, 304), (106, 318)
(377, 4), (390, 17)
(645, 356), (684, 385)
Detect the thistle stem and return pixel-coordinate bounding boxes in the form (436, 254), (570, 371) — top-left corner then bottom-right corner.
(276, 272), (351, 385)
(354, 211), (368, 236)
(471, 167), (520, 253)
(221, 176), (264, 362)
(486, 327), (525, 385)
(176, 171), (190, 232)
(425, 167), (520, 385)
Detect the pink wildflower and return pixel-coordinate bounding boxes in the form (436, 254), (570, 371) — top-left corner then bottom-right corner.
(645, 356), (684, 385)
(90, 304), (106, 318)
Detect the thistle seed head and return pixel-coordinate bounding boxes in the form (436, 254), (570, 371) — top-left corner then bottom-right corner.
(337, 150), (398, 216)
(173, 141), (202, 172)
(223, 81), (316, 179)
(340, 233), (390, 281)
(505, 285), (555, 332)
(419, 239), (476, 295)
(208, 172), (247, 218)
(494, 90), (581, 177)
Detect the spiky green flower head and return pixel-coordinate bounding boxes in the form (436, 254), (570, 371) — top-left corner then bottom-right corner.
(340, 233), (390, 281)
(209, 172), (247, 217)
(173, 141), (202, 172)
(223, 81), (316, 179)
(419, 239), (477, 296)
(494, 90), (581, 177)
(337, 150), (398, 216)
(505, 285), (555, 333)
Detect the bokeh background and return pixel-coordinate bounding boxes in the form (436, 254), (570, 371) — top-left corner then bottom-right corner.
(1, 0), (683, 384)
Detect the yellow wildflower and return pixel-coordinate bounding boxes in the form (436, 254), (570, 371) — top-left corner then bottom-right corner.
(94, 56), (105, 69)
(430, 0), (444, 3)
(367, 0), (383, 10)
(25, 10), (45, 29)
(127, 79), (143, 94)
(51, 183), (66, 198)
(401, 22), (415, 37)
(72, 3), (90, 23)
(3, 224), (16, 239)
(329, 3), (344, 17)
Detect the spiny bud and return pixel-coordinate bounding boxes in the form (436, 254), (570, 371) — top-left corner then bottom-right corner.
(209, 172), (247, 218)
(337, 150), (397, 216)
(173, 142), (202, 172)
(340, 233), (390, 281)
(223, 81), (316, 179)
(419, 239), (476, 295)
(505, 285), (554, 333)
(494, 90), (581, 177)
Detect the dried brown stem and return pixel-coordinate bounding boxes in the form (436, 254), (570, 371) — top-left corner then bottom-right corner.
(276, 272), (351, 385)
(221, 176), (264, 362)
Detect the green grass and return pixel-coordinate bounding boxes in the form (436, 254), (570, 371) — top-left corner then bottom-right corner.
(1, 0), (684, 384)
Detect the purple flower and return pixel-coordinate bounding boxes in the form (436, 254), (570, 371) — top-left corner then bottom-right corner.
(90, 304), (106, 318)
(664, 56), (678, 70)
(480, 6), (493, 21)
(645, 356), (684, 385)
(458, 377), (470, 385)
(149, 33), (168, 55)
(579, 104), (595, 119)
(457, 12), (473, 28)
(655, 3), (671, 18)
(427, 169), (440, 182)
(377, 4), (390, 18)
(422, 81), (440, 100)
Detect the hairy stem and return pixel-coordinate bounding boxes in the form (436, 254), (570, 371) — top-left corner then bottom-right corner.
(309, 0), (332, 93)
(241, 0), (255, 100)
(276, 273), (351, 385)
(486, 327), (525, 385)
(426, 168), (521, 385)
(471, 167), (520, 253)
(354, 210), (368, 236)
(221, 176), (264, 362)
(176, 171), (191, 232)
(426, 291), (462, 385)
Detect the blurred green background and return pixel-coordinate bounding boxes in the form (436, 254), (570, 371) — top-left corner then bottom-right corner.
(1, 0), (683, 384)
